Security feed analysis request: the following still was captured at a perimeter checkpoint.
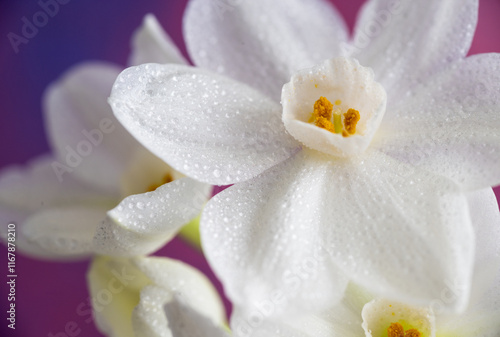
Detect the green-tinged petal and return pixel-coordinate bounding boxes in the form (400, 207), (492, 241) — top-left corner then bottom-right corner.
(87, 256), (151, 337)
(178, 214), (201, 250)
(88, 256), (226, 337)
(133, 257), (226, 327)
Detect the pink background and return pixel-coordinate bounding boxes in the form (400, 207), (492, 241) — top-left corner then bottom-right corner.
(0, 0), (499, 336)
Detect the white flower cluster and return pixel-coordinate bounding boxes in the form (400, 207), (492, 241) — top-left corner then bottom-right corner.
(1, 1), (500, 337)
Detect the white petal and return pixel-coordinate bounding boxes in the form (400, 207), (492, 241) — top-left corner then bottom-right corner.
(131, 285), (174, 337)
(202, 151), (350, 318)
(204, 148), (475, 314)
(93, 178), (210, 256)
(87, 256), (151, 337)
(129, 14), (187, 66)
(110, 64), (299, 185)
(163, 298), (229, 337)
(230, 284), (371, 337)
(21, 207), (108, 259)
(0, 205), (73, 261)
(0, 156), (116, 260)
(230, 308), (309, 337)
(0, 155), (116, 213)
(352, 0), (478, 100)
(376, 54), (500, 190)
(437, 189), (500, 337)
(44, 62), (142, 194)
(307, 149), (474, 312)
(437, 280), (500, 337)
(184, 0), (348, 101)
(133, 257), (226, 327)
(466, 188), (500, 306)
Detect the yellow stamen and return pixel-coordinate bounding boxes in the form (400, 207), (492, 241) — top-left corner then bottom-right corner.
(309, 97), (361, 137)
(146, 173), (173, 192)
(313, 96), (333, 120)
(315, 116), (335, 133)
(310, 97), (340, 134)
(388, 323), (405, 337)
(343, 108), (360, 136)
(387, 323), (422, 337)
(404, 329), (422, 337)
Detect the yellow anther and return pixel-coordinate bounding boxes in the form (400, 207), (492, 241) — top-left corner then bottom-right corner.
(387, 323), (422, 337)
(147, 173), (173, 192)
(388, 323), (405, 337)
(404, 329), (422, 337)
(313, 96), (333, 120)
(343, 108), (360, 136)
(315, 116), (335, 133)
(309, 97), (360, 137)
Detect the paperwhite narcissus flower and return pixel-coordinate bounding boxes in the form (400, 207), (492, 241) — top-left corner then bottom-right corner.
(229, 190), (500, 337)
(109, 0), (500, 316)
(87, 255), (227, 337)
(0, 15), (209, 259)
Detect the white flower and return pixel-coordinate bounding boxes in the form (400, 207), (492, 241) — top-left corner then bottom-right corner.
(230, 189), (500, 337)
(87, 255), (227, 337)
(109, 0), (500, 316)
(0, 15), (209, 259)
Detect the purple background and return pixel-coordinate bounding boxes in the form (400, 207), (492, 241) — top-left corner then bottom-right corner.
(0, 0), (499, 336)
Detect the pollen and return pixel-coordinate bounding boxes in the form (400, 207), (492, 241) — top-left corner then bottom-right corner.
(315, 116), (335, 133)
(313, 96), (333, 120)
(146, 173), (173, 192)
(387, 323), (422, 337)
(388, 323), (405, 337)
(343, 108), (360, 135)
(404, 329), (422, 337)
(309, 97), (360, 137)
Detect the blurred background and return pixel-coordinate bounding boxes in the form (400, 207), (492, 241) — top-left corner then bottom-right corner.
(1, 0), (499, 336)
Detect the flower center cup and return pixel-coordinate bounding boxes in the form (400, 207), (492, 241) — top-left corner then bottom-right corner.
(282, 57), (387, 157)
(146, 172), (174, 192)
(361, 299), (436, 337)
(120, 149), (183, 197)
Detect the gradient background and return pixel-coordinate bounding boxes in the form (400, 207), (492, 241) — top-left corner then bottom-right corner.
(1, 0), (500, 336)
